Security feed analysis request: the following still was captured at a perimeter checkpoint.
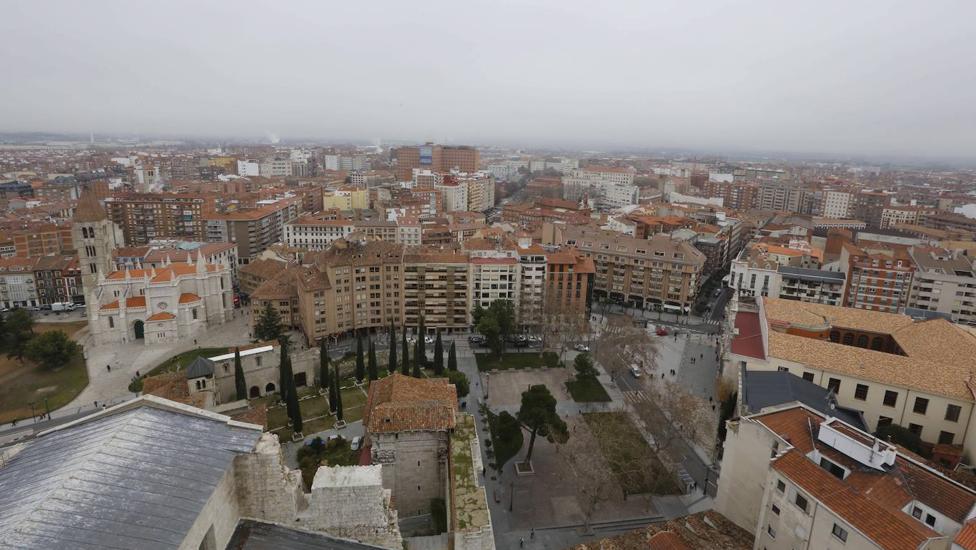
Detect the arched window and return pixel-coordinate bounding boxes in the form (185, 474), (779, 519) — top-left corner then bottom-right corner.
(871, 336), (884, 351)
(842, 333), (854, 345)
(856, 334), (869, 348)
(265, 383), (276, 393)
(829, 330), (840, 343)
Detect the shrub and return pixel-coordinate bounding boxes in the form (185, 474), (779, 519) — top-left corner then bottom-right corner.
(445, 370), (469, 397)
(542, 351), (561, 369)
(127, 376), (143, 393)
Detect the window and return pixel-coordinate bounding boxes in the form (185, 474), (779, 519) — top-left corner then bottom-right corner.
(883, 390), (898, 407)
(255, 356), (262, 367)
(819, 457), (846, 479)
(912, 507), (923, 519)
(794, 493), (809, 513)
(766, 525), (776, 539)
(771, 504), (780, 516)
(877, 416), (893, 429)
(831, 523), (848, 543)
(776, 480), (785, 493)
(827, 378), (841, 394)
(108, 317), (114, 329)
(777, 366), (789, 373)
(946, 404), (962, 422)
(908, 423), (923, 436)
(854, 384), (869, 400)
(925, 514), (936, 527)
(192, 308), (198, 320)
(802, 372), (815, 382)
(913, 397), (929, 415)
(939, 431), (955, 445)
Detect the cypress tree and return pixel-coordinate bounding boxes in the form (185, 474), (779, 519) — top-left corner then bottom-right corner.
(412, 339), (422, 378)
(448, 341), (458, 372)
(416, 315), (427, 368)
(286, 371), (302, 433)
(388, 321), (397, 374)
(355, 335), (365, 383)
(433, 330), (444, 375)
(319, 339), (330, 391)
(401, 329), (410, 376)
(278, 341), (291, 402)
(334, 363), (345, 422)
(367, 338), (378, 381)
(328, 365), (338, 413)
(234, 347), (247, 401)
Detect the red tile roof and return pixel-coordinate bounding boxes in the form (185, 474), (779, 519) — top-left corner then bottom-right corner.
(146, 312), (175, 322)
(364, 374), (457, 433)
(178, 293), (201, 304)
(730, 311), (764, 359)
(956, 521), (976, 550)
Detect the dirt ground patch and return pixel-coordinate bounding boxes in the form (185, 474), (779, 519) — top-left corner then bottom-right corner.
(485, 368), (572, 408)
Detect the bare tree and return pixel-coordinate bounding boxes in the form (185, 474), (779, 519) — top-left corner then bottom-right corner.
(632, 380), (716, 457)
(560, 419), (621, 532)
(540, 297), (588, 359)
(592, 313), (658, 380)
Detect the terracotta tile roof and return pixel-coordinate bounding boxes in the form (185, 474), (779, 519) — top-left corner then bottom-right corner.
(571, 511), (751, 550)
(364, 374), (457, 433)
(647, 531), (690, 550)
(238, 258), (287, 280)
(772, 451), (939, 550)
(105, 263), (222, 283)
(955, 521), (976, 550)
(73, 190), (107, 222)
(99, 296), (146, 310)
(141, 371), (206, 409)
(763, 297), (912, 334)
(178, 293), (201, 304)
(146, 312), (176, 322)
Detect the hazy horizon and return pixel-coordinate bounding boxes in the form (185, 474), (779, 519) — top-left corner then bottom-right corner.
(2, 1), (974, 160)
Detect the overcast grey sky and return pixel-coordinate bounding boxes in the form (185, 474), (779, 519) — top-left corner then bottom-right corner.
(1, 1), (974, 158)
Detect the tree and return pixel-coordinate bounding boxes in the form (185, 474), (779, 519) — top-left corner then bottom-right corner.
(319, 339), (331, 392)
(560, 420), (620, 532)
(334, 364), (344, 421)
(472, 304), (486, 327)
(5, 308), (34, 362)
(445, 370), (469, 398)
(254, 302), (282, 342)
(328, 363), (338, 413)
(477, 315), (502, 359)
(388, 321), (397, 374)
(367, 338), (379, 381)
(447, 341), (458, 372)
(516, 384), (567, 464)
(24, 330), (79, 370)
(285, 364), (303, 433)
(573, 353), (598, 380)
(401, 329), (410, 376)
(355, 336), (365, 383)
(593, 313), (657, 382)
(234, 347), (247, 401)
(412, 339), (422, 378)
(632, 380), (715, 457)
(416, 315), (427, 368)
(278, 341), (293, 403)
(488, 299), (516, 349)
(433, 330), (444, 375)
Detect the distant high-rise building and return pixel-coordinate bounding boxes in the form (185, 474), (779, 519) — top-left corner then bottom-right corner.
(394, 143), (479, 181)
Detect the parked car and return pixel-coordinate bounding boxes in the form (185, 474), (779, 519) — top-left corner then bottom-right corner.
(350, 436), (362, 451)
(424, 336), (435, 345)
(656, 327), (669, 336)
(574, 344), (590, 352)
(630, 366), (643, 378)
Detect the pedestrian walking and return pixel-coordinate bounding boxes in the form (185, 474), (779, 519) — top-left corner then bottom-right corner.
(106, 364), (111, 372)
(531, 528), (535, 540)
(519, 537), (524, 548)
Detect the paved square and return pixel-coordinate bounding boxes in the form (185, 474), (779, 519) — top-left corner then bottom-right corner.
(484, 368), (572, 409)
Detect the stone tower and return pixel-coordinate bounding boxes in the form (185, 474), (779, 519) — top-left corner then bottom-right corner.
(71, 188), (123, 308)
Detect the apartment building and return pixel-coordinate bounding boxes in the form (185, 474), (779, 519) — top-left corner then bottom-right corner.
(547, 224), (704, 313)
(105, 194), (212, 246)
(32, 254), (82, 306)
(434, 180), (468, 212)
(543, 249), (594, 319)
(284, 214), (355, 250)
(880, 206), (921, 229)
(0, 257), (39, 308)
(730, 297), (976, 461)
(463, 173), (495, 212)
(777, 266), (845, 306)
(907, 247), (976, 326)
(819, 190), (855, 219)
(840, 243), (914, 313)
(394, 144), (479, 181)
(11, 224), (74, 258)
(206, 198), (301, 263)
(562, 166), (638, 209)
(715, 403), (976, 548)
(402, 250), (471, 332)
(756, 182), (815, 213)
(258, 158), (292, 177)
(323, 187), (368, 210)
(922, 210), (976, 235)
(502, 197), (592, 228)
(702, 180), (760, 210)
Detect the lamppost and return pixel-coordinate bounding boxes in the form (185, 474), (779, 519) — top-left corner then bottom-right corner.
(29, 402), (36, 424)
(509, 480), (514, 512)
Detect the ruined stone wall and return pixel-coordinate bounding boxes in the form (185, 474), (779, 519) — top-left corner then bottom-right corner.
(372, 430), (450, 518)
(233, 433), (305, 523)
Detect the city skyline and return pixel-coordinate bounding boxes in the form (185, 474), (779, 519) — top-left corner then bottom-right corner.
(2, 1), (974, 161)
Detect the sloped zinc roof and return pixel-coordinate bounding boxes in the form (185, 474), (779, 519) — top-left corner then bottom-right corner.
(0, 405), (261, 549)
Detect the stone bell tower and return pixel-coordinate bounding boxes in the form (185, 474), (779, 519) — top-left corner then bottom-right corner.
(71, 187), (123, 308)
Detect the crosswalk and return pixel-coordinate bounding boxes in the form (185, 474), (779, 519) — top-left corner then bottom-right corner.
(624, 390), (649, 404)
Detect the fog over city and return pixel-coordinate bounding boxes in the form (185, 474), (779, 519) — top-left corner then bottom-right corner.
(2, 0), (974, 158)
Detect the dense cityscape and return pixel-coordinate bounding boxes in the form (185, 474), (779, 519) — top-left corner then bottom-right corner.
(2, 2), (976, 550)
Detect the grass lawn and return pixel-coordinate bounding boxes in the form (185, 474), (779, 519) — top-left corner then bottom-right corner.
(583, 412), (681, 495)
(296, 436), (360, 488)
(566, 377), (611, 402)
(145, 347), (228, 377)
(267, 385), (368, 439)
(0, 321), (90, 424)
(475, 352), (558, 372)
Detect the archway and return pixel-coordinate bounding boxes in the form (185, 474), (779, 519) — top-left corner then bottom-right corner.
(249, 386), (260, 399)
(294, 372), (307, 387)
(265, 382), (276, 393)
(134, 320), (144, 340)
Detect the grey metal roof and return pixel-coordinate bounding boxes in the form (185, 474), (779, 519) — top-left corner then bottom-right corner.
(185, 355), (215, 379)
(777, 265), (846, 283)
(741, 369), (866, 430)
(0, 405), (261, 549)
(904, 307), (954, 322)
(227, 520), (384, 550)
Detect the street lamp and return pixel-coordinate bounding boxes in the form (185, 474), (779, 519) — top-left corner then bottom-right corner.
(29, 402), (36, 424)
(509, 480), (514, 512)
